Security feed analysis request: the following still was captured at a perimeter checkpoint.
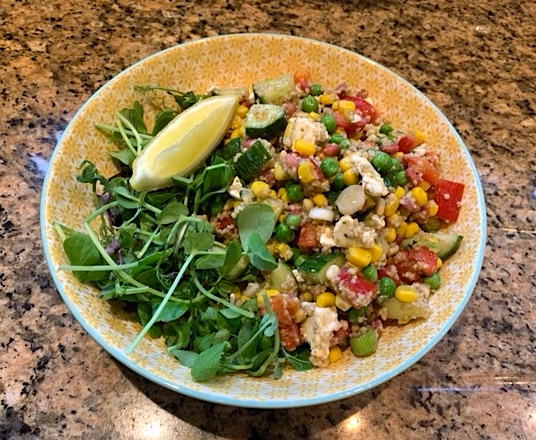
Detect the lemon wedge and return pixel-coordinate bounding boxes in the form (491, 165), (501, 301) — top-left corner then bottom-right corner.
(130, 94), (239, 191)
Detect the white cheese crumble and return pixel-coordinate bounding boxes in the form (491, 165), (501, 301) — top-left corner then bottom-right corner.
(282, 116), (329, 149)
(300, 305), (343, 367)
(349, 154), (388, 197)
(333, 215), (377, 248)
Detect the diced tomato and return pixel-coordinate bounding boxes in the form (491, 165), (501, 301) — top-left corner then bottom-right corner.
(332, 111), (365, 135)
(381, 143), (399, 154)
(217, 216), (235, 231)
(339, 269), (378, 295)
(434, 179), (465, 222)
(294, 67), (310, 91)
(341, 95), (379, 123)
(279, 324), (301, 351)
(397, 134), (420, 153)
(403, 155), (440, 185)
(297, 222), (319, 249)
(390, 246), (438, 283)
(269, 294), (300, 326)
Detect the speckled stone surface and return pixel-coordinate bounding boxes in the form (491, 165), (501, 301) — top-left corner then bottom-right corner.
(1, 0), (535, 438)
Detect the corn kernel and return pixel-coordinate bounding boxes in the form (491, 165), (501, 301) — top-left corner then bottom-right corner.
(302, 198), (315, 210)
(312, 193), (328, 207)
(231, 115), (242, 129)
(236, 104), (249, 119)
(251, 181), (271, 199)
(414, 130), (425, 144)
(298, 161), (315, 184)
(230, 127), (243, 139)
(384, 227), (397, 243)
(370, 243), (383, 263)
(278, 214), (286, 223)
(404, 221), (420, 238)
(343, 169), (359, 185)
(347, 247), (372, 267)
(319, 93), (337, 105)
(300, 292), (314, 302)
(335, 294), (352, 311)
(395, 285), (418, 302)
(273, 163), (289, 181)
(277, 243), (293, 261)
(277, 188), (286, 199)
(428, 200), (439, 216)
(339, 156), (354, 172)
(383, 194), (399, 217)
(308, 111), (321, 121)
(233, 200), (242, 208)
(328, 346), (343, 364)
(411, 186), (428, 206)
(294, 139), (316, 157)
(269, 190), (277, 199)
(281, 192), (289, 203)
(386, 213), (402, 227)
(436, 257), (443, 270)
(394, 152), (404, 160)
(294, 308), (307, 323)
(396, 221), (408, 237)
(337, 100), (356, 112)
(316, 292), (336, 307)
(394, 186), (406, 199)
(418, 180), (431, 191)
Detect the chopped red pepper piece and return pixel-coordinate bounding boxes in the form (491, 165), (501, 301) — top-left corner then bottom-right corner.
(434, 179), (465, 222)
(397, 134), (420, 153)
(403, 155), (440, 185)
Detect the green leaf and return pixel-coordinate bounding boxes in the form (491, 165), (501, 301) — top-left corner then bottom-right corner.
(221, 240), (242, 276)
(120, 101), (147, 134)
(62, 232), (108, 282)
(183, 231), (214, 254)
(282, 347), (314, 371)
(109, 148), (135, 166)
(237, 203), (276, 251)
(190, 341), (227, 381)
(170, 349), (198, 367)
(151, 109), (176, 136)
(195, 253), (226, 270)
(137, 303), (161, 338)
(158, 199), (188, 224)
(111, 186), (139, 209)
(247, 233), (278, 271)
(193, 333), (214, 353)
(213, 328), (231, 345)
(151, 300), (189, 323)
(237, 322), (258, 360)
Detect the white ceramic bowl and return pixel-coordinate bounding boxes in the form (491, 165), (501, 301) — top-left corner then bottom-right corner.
(41, 34), (486, 408)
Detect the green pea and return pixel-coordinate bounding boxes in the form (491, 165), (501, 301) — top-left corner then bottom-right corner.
(361, 265), (378, 283)
(372, 152), (393, 172)
(379, 124), (393, 135)
(390, 157), (401, 172)
(379, 277), (396, 298)
(395, 170), (408, 186)
(321, 113), (337, 133)
(209, 200), (224, 217)
(286, 183), (304, 202)
(339, 139), (352, 150)
(348, 307), (367, 324)
(285, 213), (302, 229)
(310, 84), (323, 96)
(331, 173), (345, 191)
(423, 272), (441, 290)
(328, 133), (346, 145)
(275, 223), (295, 243)
(301, 96), (319, 113)
(320, 157), (339, 177)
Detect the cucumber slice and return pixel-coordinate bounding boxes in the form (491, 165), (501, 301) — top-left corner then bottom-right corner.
(253, 74), (296, 105)
(401, 232), (463, 260)
(381, 297), (430, 324)
(244, 104), (287, 139)
(268, 262), (298, 295)
(296, 253), (346, 284)
(234, 140), (272, 181)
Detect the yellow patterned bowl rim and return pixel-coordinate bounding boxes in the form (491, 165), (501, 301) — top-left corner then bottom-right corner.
(40, 34), (486, 408)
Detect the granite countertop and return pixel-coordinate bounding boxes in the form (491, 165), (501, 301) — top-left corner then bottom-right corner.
(1, 0), (535, 438)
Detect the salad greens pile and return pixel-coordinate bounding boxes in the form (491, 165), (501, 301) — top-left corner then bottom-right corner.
(54, 91), (313, 381)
